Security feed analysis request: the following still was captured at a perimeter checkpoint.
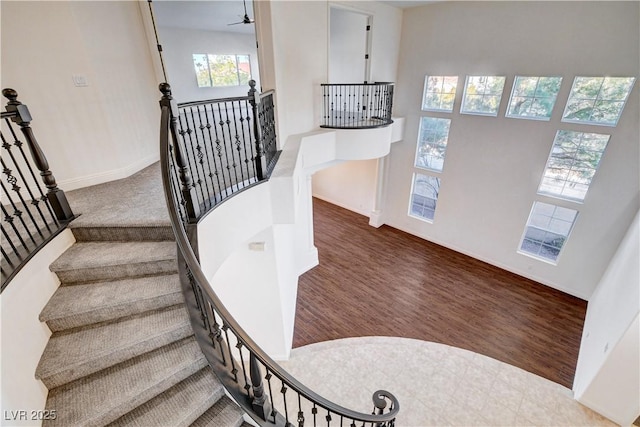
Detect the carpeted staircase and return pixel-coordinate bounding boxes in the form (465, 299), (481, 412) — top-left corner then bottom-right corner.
(35, 218), (249, 426)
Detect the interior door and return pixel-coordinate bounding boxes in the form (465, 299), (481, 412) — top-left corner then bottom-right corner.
(329, 6), (371, 84)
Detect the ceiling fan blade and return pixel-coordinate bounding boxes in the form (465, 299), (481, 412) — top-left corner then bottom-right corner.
(228, 21), (244, 25)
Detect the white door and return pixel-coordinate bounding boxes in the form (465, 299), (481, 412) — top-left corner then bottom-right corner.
(329, 6), (371, 84)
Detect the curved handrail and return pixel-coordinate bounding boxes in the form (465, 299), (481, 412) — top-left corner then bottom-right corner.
(159, 85), (399, 425)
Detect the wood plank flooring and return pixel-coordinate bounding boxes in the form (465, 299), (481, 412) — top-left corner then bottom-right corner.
(293, 198), (587, 388)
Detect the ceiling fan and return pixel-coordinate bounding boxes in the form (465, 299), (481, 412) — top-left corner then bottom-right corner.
(228, 0), (254, 25)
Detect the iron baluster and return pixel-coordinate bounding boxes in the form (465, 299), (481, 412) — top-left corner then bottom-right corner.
(222, 323), (237, 382)
(248, 80), (264, 180)
(235, 341), (251, 398)
(249, 353), (271, 420)
(202, 104), (225, 205)
(265, 369), (277, 423)
(159, 84), (200, 221)
(3, 89), (73, 222)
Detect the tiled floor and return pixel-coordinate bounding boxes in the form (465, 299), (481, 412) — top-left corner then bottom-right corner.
(278, 337), (616, 427)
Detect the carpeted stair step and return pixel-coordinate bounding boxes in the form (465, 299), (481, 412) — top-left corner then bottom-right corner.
(71, 225), (174, 242)
(190, 396), (248, 427)
(43, 336), (207, 427)
(107, 367), (225, 427)
(36, 305), (192, 389)
(40, 273), (183, 332)
(50, 241), (177, 284)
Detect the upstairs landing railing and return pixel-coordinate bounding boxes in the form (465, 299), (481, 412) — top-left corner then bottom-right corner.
(1, 89), (74, 291)
(321, 82), (394, 129)
(159, 82), (399, 426)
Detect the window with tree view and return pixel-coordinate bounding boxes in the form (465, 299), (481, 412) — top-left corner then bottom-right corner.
(193, 54), (251, 88)
(422, 76), (458, 112)
(506, 76), (562, 120)
(409, 173), (441, 222)
(519, 202), (578, 263)
(415, 117), (451, 172)
(538, 130), (610, 202)
(562, 76), (635, 126)
(460, 75), (506, 116)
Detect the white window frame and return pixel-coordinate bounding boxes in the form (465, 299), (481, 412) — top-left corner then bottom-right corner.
(518, 202), (578, 265)
(537, 130), (610, 203)
(193, 54), (252, 88)
(408, 173), (441, 223)
(505, 76), (563, 121)
(460, 75), (506, 117)
(561, 76), (636, 127)
(414, 117), (451, 173)
(421, 75), (458, 112)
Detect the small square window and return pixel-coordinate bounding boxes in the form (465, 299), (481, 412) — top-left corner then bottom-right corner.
(415, 117), (451, 172)
(422, 76), (458, 112)
(562, 77), (635, 126)
(519, 202), (578, 263)
(538, 130), (610, 202)
(409, 173), (441, 222)
(460, 75), (506, 116)
(506, 76), (562, 121)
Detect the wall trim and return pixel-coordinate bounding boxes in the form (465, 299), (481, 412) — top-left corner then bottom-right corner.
(312, 193), (371, 218)
(385, 219), (591, 301)
(58, 153), (159, 191)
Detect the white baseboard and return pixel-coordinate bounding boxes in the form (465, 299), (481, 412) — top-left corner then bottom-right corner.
(369, 210), (385, 228)
(58, 153), (159, 191)
(312, 193), (371, 218)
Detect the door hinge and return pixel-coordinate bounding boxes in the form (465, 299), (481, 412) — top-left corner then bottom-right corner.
(365, 54), (369, 59)
(366, 25), (371, 31)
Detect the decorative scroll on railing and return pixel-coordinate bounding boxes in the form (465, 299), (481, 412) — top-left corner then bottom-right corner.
(174, 80), (280, 219)
(160, 83), (399, 426)
(1, 89), (74, 291)
(321, 82), (394, 129)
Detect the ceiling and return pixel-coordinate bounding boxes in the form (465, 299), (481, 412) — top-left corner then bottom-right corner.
(151, 0), (438, 35)
(153, 0), (256, 35)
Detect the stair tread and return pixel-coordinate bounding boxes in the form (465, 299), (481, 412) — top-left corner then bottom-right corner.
(107, 367), (225, 427)
(36, 305), (192, 388)
(70, 225), (174, 242)
(40, 274), (183, 331)
(43, 337), (207, 427)
(190, 395), (247, 427)
(50, 241), (176, 272)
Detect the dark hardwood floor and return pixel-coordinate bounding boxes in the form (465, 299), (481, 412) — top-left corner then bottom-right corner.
(293, 198), (587, 388)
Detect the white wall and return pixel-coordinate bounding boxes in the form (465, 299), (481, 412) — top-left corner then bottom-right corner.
(197, 123), (400, 360)
(0, 230), (75, 425)
(1, 1), (160, 190)
(311, 1), (403, 217)
(573, 211), (640, 425)
(157, 27), (261, 103)
(384, 1), (639, 299)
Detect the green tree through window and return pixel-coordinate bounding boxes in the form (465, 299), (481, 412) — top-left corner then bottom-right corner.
(192, 54), (251, 88)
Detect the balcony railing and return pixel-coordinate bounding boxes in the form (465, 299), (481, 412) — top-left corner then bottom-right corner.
(1, 89), (74, 291)
(321, 82), (394, 129)
(159, 82), (400, 426)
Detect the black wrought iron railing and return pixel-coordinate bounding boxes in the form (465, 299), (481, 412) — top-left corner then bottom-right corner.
(160, 82), (399, 426)
(172, 80), (280, 218)
(1, 89), (75, 291)
(321, 82), (394, 129)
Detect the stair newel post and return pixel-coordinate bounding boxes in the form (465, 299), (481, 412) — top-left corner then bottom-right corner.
(249, 353), (271, 421)
(2, 88), (74, 222)
(159, 83), (200, 222)
(248, 80), (264, 181)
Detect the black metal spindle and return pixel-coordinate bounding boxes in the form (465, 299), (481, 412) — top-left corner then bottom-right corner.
(265, 369), (277, 423)
(282, 384), (290, 425)
(320, 83), (394, 129)
(249, 353), (271, 420)
(180, 108), (207, 209)
(202, 104), (224, 204)
(3, 89), (73, 223)
(159, 84), (200, 221)
(194, 106), (216, 210)
(222, 324), (238, 382)
(248, 80), (264, 181)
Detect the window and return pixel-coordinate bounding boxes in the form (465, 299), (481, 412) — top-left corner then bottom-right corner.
(415, 117), (451, 172)
(562, 76), (635, 126)
(519, 202), (578, 263)
(192, 54), (251, 88)
(422, 76), (458, 112)
(460, 75), (506, 116)
(506, 76), (562, 120)
(538, 130), (610, 202)
(409, 173), (441, 222)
